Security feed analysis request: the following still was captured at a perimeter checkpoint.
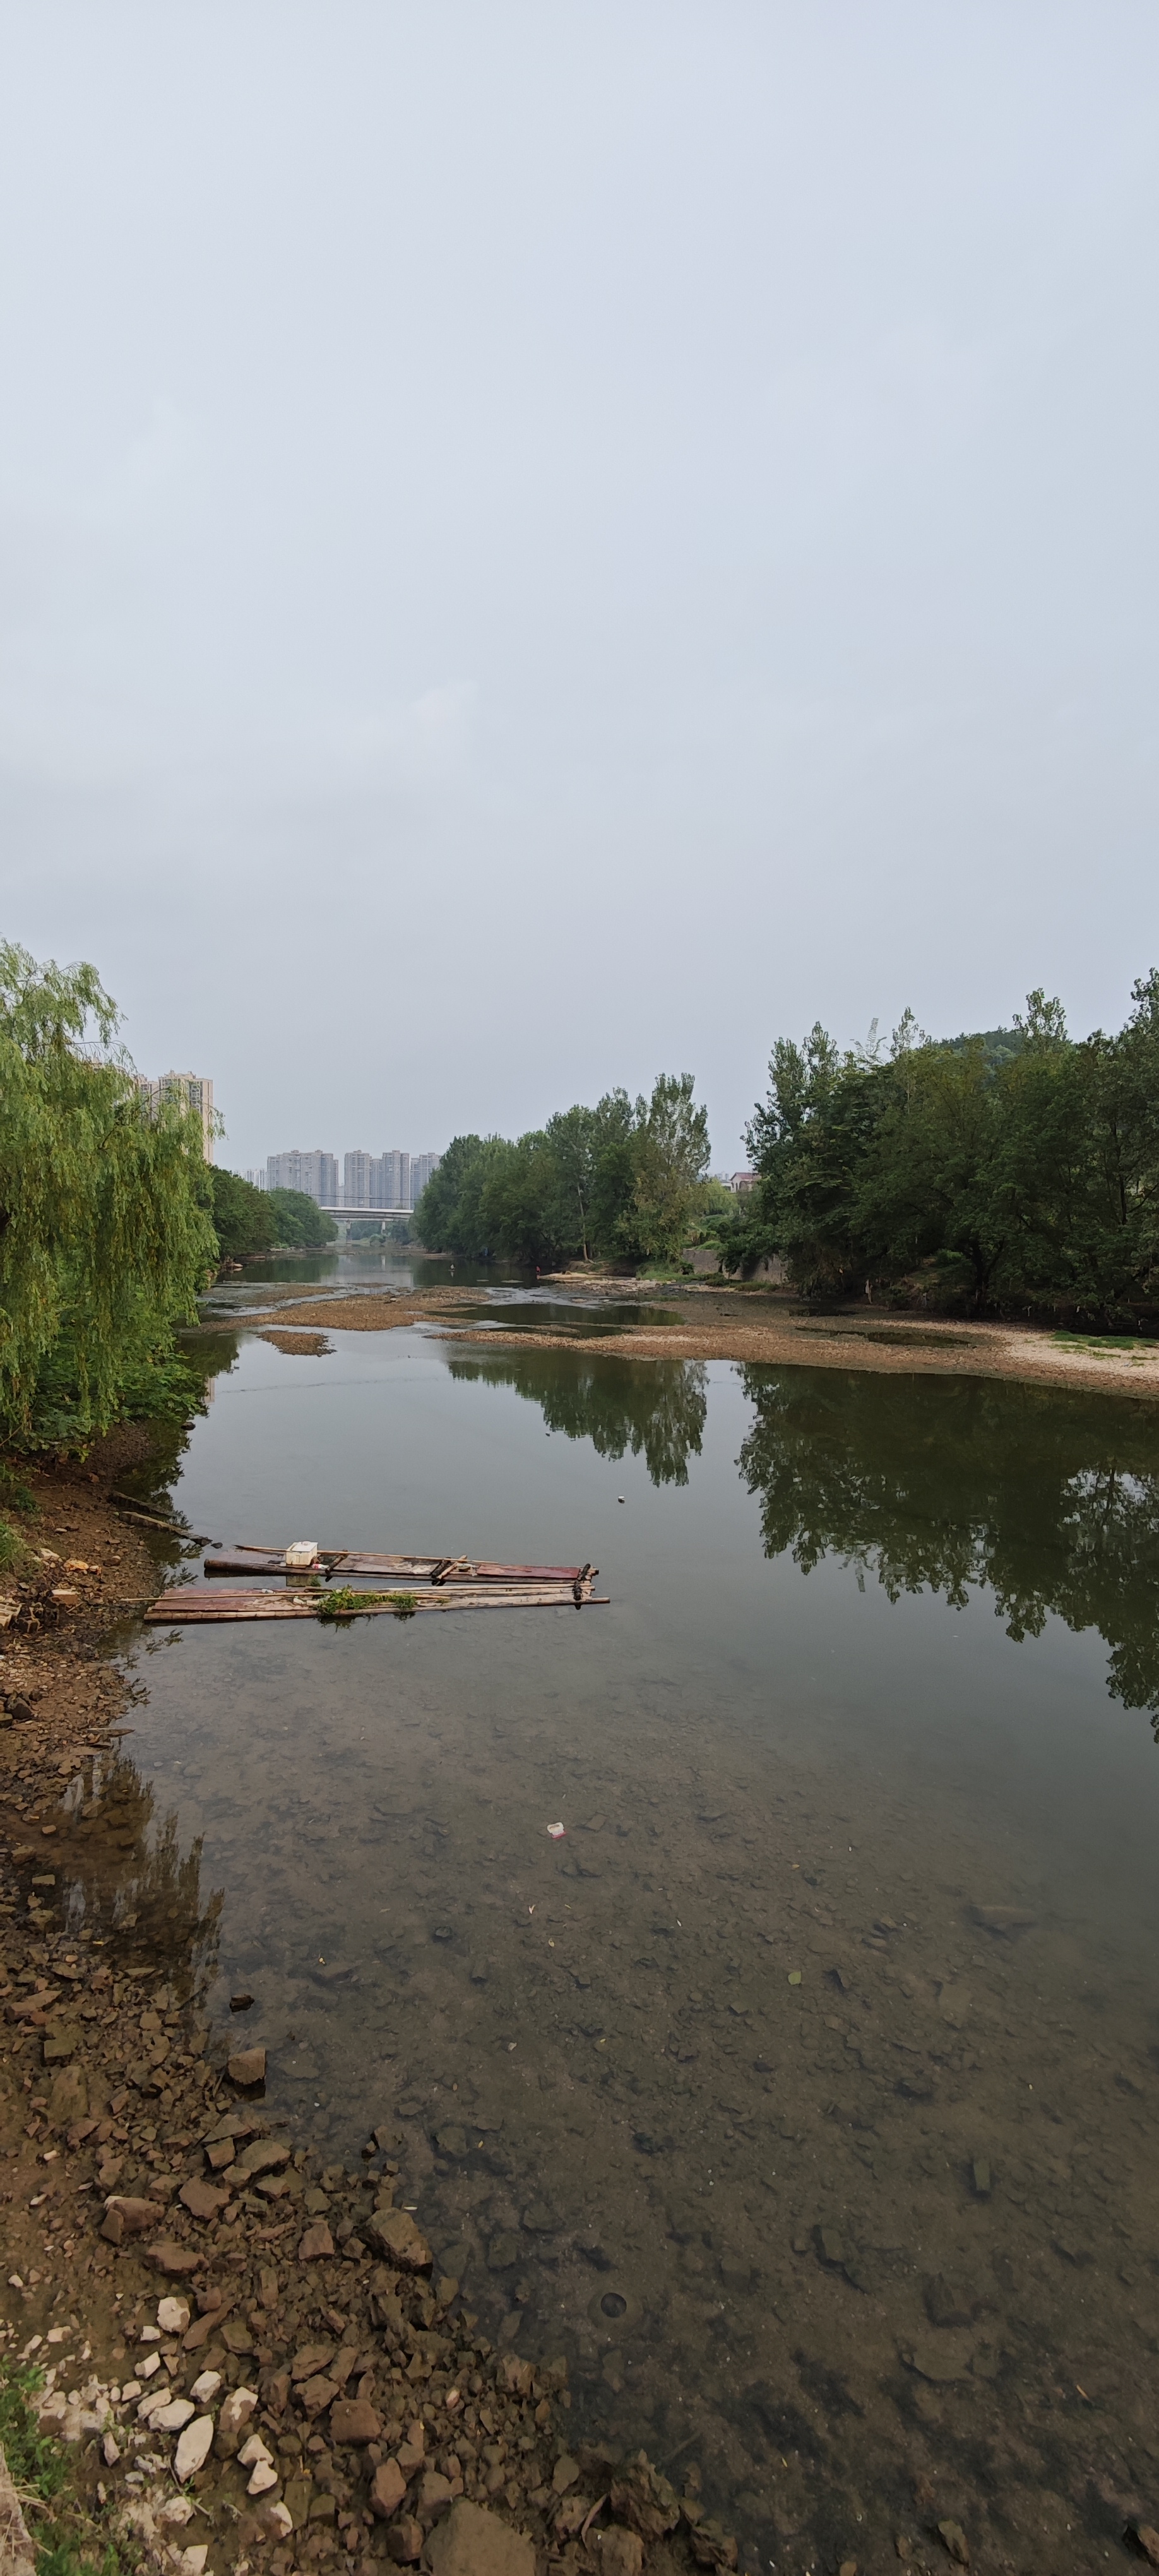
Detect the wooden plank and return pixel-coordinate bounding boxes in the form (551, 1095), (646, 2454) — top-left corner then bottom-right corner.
(204, 1551), (588, 1583)
(145, 1583), (607, 1625)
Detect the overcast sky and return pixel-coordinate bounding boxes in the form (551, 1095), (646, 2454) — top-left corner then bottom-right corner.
(2, 3), (1157, 1174)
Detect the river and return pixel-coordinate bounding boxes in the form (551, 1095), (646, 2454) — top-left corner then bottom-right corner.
(77, 1252), (1159, 2570)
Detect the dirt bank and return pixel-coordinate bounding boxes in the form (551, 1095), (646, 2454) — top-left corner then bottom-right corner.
(245, 1287), (1159, 1399)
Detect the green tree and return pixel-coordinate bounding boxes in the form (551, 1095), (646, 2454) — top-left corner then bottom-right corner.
(478, 1131), (567, 1267)
(209, 1169), (278, 1261)
(730, 978), (1159, 1318)
(544, 1104), (600, 1260)
(622, 1073), (711, 1261)
(586, 1090), (639, 1260)
(0, 943), (217, 1443)
(413, 1135), (514, 1255)
(266, 1187), (338, 1248)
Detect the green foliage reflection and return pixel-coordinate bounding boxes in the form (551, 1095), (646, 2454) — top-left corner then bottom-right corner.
(448, 1349), (708, 1487)
(737, 1367), (1159, 1719)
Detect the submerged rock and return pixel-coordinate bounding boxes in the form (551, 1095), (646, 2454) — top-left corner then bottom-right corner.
(424, 2500), (536, 2575)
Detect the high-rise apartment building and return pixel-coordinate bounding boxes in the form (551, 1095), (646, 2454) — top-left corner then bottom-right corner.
(138, 1073), (215, 1164)
(263, 1145), (439, 1207)
(344, 1151), (416, 1207)
(376, 1150), (410, 1208)
(266, 1150), (339, 1205)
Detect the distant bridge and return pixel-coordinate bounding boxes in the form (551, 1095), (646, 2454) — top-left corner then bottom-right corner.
(315, 1205), (414, 1236)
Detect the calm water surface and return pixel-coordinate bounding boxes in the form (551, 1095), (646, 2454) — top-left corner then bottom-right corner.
(68, 1296), (1159, 2570)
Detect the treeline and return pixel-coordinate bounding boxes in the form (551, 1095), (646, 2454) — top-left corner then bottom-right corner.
(0, 945), (336, 1451)
(722, 976), (1159, 1318)
(415, 1075), (715, 1268)
(209, 1171), (337, 1261)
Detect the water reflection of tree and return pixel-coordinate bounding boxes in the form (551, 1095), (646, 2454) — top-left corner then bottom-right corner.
(737, 1368), (1159, 1718)
(62, 1749), (223, 1986)
(447, 1351), (708, 1487)
(126, 1328), (242, 1518)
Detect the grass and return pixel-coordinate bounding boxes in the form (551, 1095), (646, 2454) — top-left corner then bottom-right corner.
(317, 1585), (419, 1622)
(0, 2361), (133, 2576)
(1052, 1332), (1155, 1353)
(0, 1517), (26, 1573)
(0, 1464), (37, 1515)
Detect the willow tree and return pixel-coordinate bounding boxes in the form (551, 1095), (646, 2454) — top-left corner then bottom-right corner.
(0, 944), (218, 1443)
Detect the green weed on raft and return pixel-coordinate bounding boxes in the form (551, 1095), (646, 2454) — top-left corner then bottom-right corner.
(0, 2363), (134, 2576)
(316, 1586), (419, 1623)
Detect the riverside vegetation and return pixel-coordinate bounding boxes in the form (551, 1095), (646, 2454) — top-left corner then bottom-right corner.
(0, 945), (333, 1474)
(718, 977), (1159, 1322)
(413, 1079), (720, 1273)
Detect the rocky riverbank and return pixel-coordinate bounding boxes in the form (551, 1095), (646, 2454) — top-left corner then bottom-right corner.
(0, 1940), (738, 2576)
(0, 1466), (742, 2576)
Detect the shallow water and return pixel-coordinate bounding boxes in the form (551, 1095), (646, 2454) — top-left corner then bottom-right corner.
(198, 1244), (524, 1317)
(56, 1322), (1159, 2567)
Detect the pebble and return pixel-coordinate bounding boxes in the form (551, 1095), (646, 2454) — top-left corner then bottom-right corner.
(179, 2177), (227, 2221)
(99, 2196), (155, 2241)
(215, 2386), (258, 2455)
(330, 2396), (382, 2443)
(226, 2044), (267, 2086)
(150, 2399), (194, 2433)
(599, 2539), (644, 2576)
(364, 2205), (433, 2270)
(234, 2135), (290, 2176)
(903, 2334), (974, 2384)
(174, 2415), (215, 2481)
(370, 2459), (408, 2519)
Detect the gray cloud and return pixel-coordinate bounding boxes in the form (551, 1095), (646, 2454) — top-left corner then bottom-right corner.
(2, 1), (1157, 1171)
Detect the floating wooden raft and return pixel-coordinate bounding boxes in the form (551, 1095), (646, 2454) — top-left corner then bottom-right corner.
(146, 1576), (606, 1625)
(205, 1547), (588, 1584)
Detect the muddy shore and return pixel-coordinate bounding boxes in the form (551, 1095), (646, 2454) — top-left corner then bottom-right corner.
(242, 1284), (1159, 1400)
